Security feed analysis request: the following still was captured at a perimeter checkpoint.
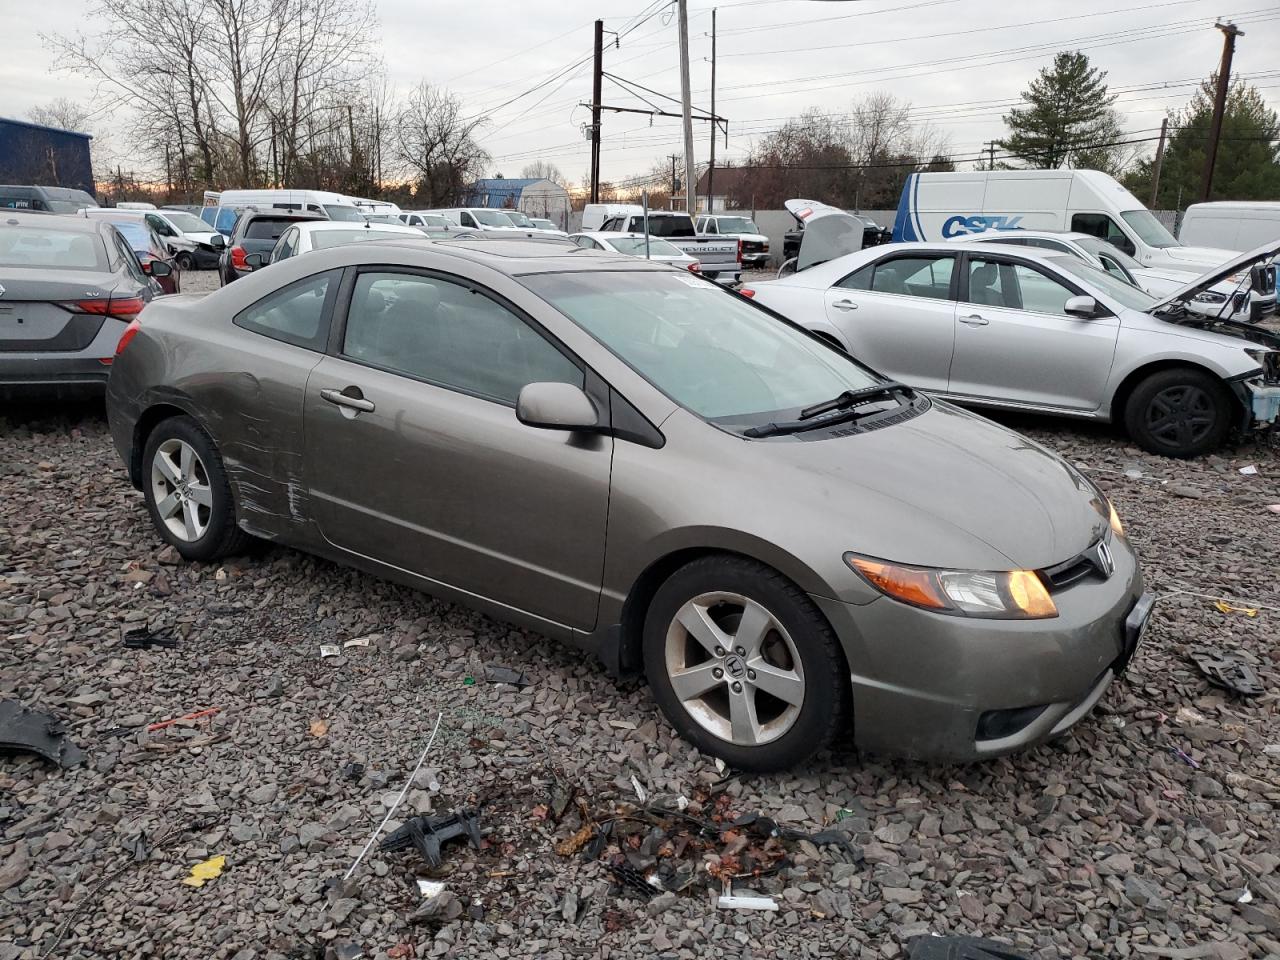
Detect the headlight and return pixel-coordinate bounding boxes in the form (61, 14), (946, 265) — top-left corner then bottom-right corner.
(845, 554), (1058, 619)
(1192, 291), (1227, 304)
(1108, 501), (1124, 538)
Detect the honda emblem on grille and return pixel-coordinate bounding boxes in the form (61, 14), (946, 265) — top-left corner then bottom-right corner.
(0, 283), (5, 297)
(1095, 540), (1115, 578)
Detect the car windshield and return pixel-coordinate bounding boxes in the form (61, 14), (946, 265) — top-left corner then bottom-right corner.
(311, 229), (420, 249)
(643, 216), (696, 238)
(1048, 256), (1158, 311)
(1076, 236), (1142, 271)
(1120, 209), (1178, 249)
(474, 210), (515, 227)
(163, 212), (210, 233)
(364, 214), (401, 224)
(421, 215), (449, 227)
(607, 237), (686, 258)
(44, 200), (91, 213)
(323, 204), (366, 222)
(714, 217), (758, 234)
(531, 219), (554, 229)
(0, 226), (106, 269)
(505, 212), (533, 227)
(525, 270), (883, 428)
(245, 220), (296, 240)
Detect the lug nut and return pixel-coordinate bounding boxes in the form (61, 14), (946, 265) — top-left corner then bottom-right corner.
(713, 667), (724, 679)
(731, 681), (743, 693)
(714, 646), (725, 657)
(747, 670), (757, 681)
(735, 646), (746, 656)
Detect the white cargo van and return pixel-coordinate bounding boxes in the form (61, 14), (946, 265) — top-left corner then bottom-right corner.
(581, 203), (643, 232)
(213, 189), (365, 222)
(1179, 202), (1280, 253)
(892, 170), (1237, 272)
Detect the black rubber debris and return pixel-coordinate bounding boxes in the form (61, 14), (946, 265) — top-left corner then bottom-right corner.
(1188, 649), (1266, 697)
(907, 935), (1030, 960)
(0, 699), (85, 768)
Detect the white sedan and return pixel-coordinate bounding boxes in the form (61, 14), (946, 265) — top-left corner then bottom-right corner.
(265, 220), (426, 264)
(569, 231), (700, 271)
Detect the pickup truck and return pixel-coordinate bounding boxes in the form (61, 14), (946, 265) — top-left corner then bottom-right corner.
(695, 214), (770, 268)
(599, 212), (742, 284)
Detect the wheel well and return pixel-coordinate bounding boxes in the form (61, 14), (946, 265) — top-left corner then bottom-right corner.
(1111, 360), (1241, 425)
(811, 330), (846, 352)
(129, 404), (188, 488)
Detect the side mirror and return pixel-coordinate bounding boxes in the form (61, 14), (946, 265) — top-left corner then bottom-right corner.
(1250, 263), (1268, 291)
(516, 382), (600, 432)
(209, 234), (226, 250)
(144, 260), (172, 277)
(1064, 295), (1098, 318)
(244, 252), (267, 268)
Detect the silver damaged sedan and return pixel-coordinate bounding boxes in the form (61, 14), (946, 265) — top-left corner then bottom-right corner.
(105, 238), (1151, 771)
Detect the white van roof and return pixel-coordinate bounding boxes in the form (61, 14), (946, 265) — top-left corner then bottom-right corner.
(1184, 201), (1280, 213)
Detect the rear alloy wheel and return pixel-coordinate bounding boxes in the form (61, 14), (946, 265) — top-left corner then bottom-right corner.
(643, 556), (849, 771)
(142, 416), (252, 561)
(175, 251), (195, 271)
(1124, 368), (1232, 458)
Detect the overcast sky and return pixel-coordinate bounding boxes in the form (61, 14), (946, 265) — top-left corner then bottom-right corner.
(3, 0), (1278, 184)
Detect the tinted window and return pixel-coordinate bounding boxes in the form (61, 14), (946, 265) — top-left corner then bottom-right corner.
(342, 271), (581, 404)
(323, 205), (365, 222)
(0, 226), (106, 270)
(1070, 213), (1136, 256)
(473, 210), (513, 227)
(145, 214), (176, 237)
(836, 264), (872, 290)
(244, 219), (297, 241)
(113, 231), (147, 283)
(234, 270), (335, 349)
(527, 270), (883, 427)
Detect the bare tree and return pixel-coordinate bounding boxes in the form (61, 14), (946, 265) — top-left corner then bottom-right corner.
(28, 98), (93, 131)
(519, 160), (565, 185)
(395, 82), (489, 206)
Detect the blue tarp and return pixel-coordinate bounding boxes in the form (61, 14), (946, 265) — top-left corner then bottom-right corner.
(0, 117), (95, 195)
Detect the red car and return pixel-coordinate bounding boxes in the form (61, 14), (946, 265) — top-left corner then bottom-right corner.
(85, 213), (182, 294)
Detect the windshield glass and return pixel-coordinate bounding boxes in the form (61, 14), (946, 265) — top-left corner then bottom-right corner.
(323, 204), (365, 222)
(1049, 256), (1158, 311)
(45, 200), (91, 213)
(505, 211), (533, 227)
(312, 229), (421, 249)
(608, 237), (686, 258)
(421, 214), (449, 227)
(163, 212), (210, 233)
(525, 271), (883, 427)
(363, 214), (401, 224)
(645, 216), (696, 238)
(1076, 236), (1142, 271)
(714, 217), (758, 234)
(0, 226), (107, 269)
(1120, 209), (1178, 249)
(531, 219), (555, 229)
(474, 210), (515, 227)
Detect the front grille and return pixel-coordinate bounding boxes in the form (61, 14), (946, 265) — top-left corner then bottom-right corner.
(1040, 536), (1113, 590)
(741, 240), (764, 253)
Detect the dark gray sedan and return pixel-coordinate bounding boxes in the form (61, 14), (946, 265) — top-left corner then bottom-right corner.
(106, 238), (1149, 771)
(1, 212), (169, 391)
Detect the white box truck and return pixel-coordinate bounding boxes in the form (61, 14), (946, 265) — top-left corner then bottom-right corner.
(892, 169), (1238, 272)
(1179, 201), (1280, 253)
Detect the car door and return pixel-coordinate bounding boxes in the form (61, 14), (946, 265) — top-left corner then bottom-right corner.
(822, 252), (958, 391)
(301, 266), (612, 630)
(947, 253), (1120, 411)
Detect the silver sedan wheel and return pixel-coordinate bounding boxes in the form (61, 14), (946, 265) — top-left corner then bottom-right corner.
(150, 438), (213, 542)
(664, 591), (805, 746)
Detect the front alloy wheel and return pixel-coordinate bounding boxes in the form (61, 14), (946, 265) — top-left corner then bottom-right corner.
(665, 592), (805, 746)
(150, 438), (213, 542)
(1124, 367), (1231, 458)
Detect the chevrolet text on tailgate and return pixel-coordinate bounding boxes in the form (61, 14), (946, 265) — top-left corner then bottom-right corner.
(599, 211), (742, 284)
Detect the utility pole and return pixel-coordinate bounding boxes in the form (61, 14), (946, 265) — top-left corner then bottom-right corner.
(983, 140), (997, 170)
(1201, 20), (1243, 202)
(590, 19), (604, 203)
(1149, 116), (1168, 207)
(669, 153), (680, 201)
(707, 7), (717, 215)
(346, 104), (357, 185)
(677, 0), (696, 213)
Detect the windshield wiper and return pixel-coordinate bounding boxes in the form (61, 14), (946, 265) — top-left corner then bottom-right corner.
(743, 382), (914, 438)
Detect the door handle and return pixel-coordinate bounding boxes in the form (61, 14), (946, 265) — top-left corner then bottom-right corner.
(831, 299), (859, 311)
(320, 387), (375, 413)
(959, 314), (989, 326)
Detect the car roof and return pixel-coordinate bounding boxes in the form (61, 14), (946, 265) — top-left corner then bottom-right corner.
(296, 220), (421, 233)
(242, 210), (325, 222)
(307, 236), (670, 275)
(950, 230), (1095, 244)
(1, 210), (108, 233)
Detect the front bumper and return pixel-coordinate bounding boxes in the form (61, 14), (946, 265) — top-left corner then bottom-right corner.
(741, 253), (770, 268)
(1235, 379), (1280, 430)
(813, 537), (1146, 761)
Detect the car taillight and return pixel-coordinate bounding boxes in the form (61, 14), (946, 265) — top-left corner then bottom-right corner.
(736, 238), (743, 264)
(114, 318), (142, 358)
(687, 261), (701, 273)
(740, 287), (756, 299)
(63, 297), (146, 320)
(231, 245), (249, 269)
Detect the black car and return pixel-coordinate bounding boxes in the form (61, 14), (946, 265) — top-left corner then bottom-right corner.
(219, 210), (323, 285)
(0, 211), (166, 392)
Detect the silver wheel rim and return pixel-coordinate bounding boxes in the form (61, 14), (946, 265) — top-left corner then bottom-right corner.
(150, 438), (213, 542)
(664, 591), (805, 747)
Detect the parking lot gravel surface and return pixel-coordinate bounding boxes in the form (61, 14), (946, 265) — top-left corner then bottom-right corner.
(1, 376), (1278, 959)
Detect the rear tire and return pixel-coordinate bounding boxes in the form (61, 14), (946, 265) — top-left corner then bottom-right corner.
(141, 416), (252, 562)
(642, 555), (849, 772)
(1123, 367), (1233, 458)
(175, 252), (195, 272)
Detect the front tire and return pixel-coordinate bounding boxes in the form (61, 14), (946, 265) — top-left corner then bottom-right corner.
(1123, 367), (1233, 458)
(175, 251), (195, 272)
(142, 416), (251, 561)
(642, 555), (849, 772)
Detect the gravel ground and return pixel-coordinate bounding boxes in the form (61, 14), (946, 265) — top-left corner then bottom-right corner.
(1, 388), (1279, 959)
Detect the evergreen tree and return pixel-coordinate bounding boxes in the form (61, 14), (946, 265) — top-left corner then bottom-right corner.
(1125, 77), (1280, 207)
(1000, 51), (1119, 169)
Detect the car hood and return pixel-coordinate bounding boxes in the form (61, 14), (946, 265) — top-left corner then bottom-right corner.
(759, 401), (1109, 571)
(1161, 244), (1239, 267)
(1148, 238), (1280, 313)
